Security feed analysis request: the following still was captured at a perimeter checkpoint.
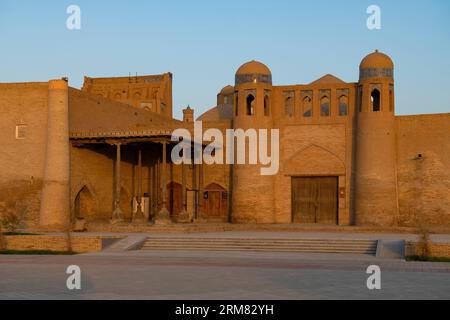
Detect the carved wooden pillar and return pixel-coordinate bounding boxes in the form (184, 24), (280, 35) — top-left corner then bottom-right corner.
(196, 146), (206, 222)
(182, 163), (187, 212)
(155, 141), (171, 225)
(112, 143), (124, 224)
(177, 162), (190, 223)
(133, 147), (146, 224)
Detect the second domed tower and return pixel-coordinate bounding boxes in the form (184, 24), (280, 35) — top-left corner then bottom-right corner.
(355, 50), (398, 226)
(231, 60), (275, 223)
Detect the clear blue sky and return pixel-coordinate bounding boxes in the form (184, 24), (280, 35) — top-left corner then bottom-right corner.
(1, 0), (449, 119)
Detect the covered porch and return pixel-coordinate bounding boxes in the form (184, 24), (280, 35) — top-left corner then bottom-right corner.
(71, 134), (217, 226)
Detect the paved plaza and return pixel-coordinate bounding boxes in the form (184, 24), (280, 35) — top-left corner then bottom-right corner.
(1, 232), (450, 300)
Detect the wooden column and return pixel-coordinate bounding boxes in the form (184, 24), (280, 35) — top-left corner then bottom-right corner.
(177, 162), (190, 223)
(112, 143), (124, 224)
(161, 142), (167, 210)
(133, 147), (146, 224)
(155, 158), (160, 217)
(193, 163), (199, 220)
(182, 163), (187, 212)
(197, 149), (205, 222)
(155, 141), (171, 225)
(150, 160), (156, 219)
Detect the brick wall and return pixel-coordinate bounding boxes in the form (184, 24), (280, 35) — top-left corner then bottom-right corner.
(396, 114), (450, 227)
(0, 83), (49, 228)
(405, 241), (450, 258)
(3, 235), (103, 253)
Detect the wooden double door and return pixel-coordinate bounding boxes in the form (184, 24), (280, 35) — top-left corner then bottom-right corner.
(292, 177), (338, 225)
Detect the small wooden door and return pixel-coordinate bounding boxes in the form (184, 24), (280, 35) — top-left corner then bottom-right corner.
(165, 182), (182, 217)
(202, 183), (228, 221)
(292, 177), (338, 225)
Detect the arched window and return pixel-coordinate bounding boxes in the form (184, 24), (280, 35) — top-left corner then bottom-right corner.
(389, 86), (394, 112)
(339, 95), (348, 116)
(303, 97), (312, 117)
(371, 89), (381, 112)
(358, 86), (363, 112)
(264, 95), (270, 116)
(285, 97), (294, 117)
(320, 96), (330, 117)
(235, 94), (239, 116)
(246, 94), (255, 116)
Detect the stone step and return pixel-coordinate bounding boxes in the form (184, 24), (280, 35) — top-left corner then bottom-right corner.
(140, 238), (378, 255)
(143, 238), (376, 244)
(141, 241), (376, 248)
(141, 244), (376, 250)
(141, 246), (376, 254)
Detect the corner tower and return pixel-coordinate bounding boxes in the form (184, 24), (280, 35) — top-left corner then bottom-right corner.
(39, 79), (71, 230)
(355, 51), (398, 225)
(231, 61), (275, 223)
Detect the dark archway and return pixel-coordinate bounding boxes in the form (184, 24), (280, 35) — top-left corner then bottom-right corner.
(74, 186), (96, 221)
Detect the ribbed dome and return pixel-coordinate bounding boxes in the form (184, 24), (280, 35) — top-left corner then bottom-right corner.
(360, 50), (394, 69)
(236, 60), (271, 76)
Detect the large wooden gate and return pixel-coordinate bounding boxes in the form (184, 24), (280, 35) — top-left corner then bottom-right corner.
(292, 177), (338, 225)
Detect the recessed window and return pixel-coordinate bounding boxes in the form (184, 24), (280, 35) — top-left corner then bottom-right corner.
(16, 125), (27, 140)
(320, 96), (330, 117)
(285, 97), (294, 117)
(246, 94), (255, 116)
(389, 85), (394, 112)
(371, 89), (381, 112)
(303, 97), (312, 117)
(339, 95), (348, 116)
(264, 95), (270, 117)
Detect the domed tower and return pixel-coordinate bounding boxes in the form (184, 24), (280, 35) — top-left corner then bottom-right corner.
(217, 85), (234, 106)
(231, 60), (275, 223)
(355, 50), (398, 226)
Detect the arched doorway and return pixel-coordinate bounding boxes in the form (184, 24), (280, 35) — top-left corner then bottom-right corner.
(202, 183), (228, 221)
(74, 186), (96, 221)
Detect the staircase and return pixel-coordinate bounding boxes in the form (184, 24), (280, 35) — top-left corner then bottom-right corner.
(140, 237), (378, 255)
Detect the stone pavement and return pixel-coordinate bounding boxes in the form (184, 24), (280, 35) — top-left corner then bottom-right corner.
(1, 247), (450, 300)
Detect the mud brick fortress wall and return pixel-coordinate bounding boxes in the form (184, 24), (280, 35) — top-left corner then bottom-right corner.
(0, 83), (50, 227)
(0, 51), (449, 230)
